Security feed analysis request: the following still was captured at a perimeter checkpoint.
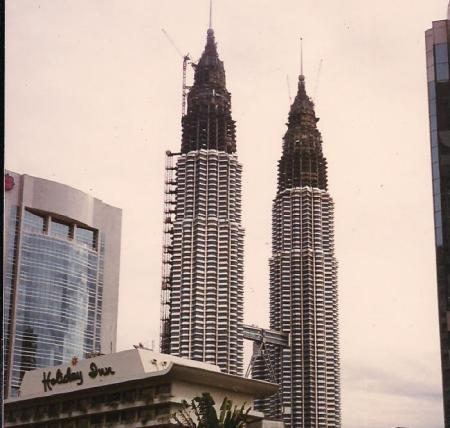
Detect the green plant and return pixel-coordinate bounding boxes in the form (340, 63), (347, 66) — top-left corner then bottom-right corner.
(171, 392), (251, 427)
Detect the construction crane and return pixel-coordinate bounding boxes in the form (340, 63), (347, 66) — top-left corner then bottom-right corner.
(313, 58), (323, 105)
(161, 28), (193, 116)
(286, 74), (292, 105)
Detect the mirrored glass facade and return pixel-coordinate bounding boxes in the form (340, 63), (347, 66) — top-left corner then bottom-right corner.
(5, 210), (104, 397)
(4, 206), (20, 386)
(426, 17), (450, 427)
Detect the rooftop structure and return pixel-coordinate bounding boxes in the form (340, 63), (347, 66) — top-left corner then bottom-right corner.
(4, 349), (281, 427)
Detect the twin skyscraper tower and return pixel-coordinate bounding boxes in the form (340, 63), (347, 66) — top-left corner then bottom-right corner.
(160, 26), (340, 428)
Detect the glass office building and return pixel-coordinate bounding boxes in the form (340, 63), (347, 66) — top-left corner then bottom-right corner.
(4, 172), (122, 398)
(426, 7), (450, 427)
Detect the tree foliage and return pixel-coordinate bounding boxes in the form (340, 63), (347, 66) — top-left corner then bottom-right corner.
(171, 392), (251, 427)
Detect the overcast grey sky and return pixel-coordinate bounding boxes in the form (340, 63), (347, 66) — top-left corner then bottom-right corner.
(6, 1), (449, 426)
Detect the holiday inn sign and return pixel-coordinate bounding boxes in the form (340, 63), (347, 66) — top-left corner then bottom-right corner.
(41, 362), (116, 392)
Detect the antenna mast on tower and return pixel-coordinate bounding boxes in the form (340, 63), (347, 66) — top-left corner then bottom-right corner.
(209, 0), (213, 28)
(300, 36), (304, 76)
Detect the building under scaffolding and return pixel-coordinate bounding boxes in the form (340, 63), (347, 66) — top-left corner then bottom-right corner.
(160, 27), (244, 376)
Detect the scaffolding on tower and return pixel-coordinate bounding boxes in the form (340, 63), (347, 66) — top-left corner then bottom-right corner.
(160, 150), (178, 354)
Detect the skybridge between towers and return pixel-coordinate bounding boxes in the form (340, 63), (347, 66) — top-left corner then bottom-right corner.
(243, 324), (290, 382)
(243, 324), (290, 348)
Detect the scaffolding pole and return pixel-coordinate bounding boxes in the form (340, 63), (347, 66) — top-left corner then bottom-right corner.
(159, 150), (178, 354)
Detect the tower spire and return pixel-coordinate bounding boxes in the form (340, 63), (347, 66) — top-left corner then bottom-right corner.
(209, 0), (213, 29)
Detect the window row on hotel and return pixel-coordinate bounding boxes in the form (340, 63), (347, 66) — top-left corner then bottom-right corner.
(23, 210), (98, 251)
(5, 383), (172, 425)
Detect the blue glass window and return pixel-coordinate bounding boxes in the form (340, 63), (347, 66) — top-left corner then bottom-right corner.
(434, 194), (442, 212)
(436, 63), (449, 82)
(429, 99), (437, 117)
(76, 227), (96, 249)
(430, 115), (438, 132)
(428, 81), (436, 100)
(436, 226), (443, 246)
(51, 220), (71, 240)
(435, 43), (449, 64)
(23, 211), (45, 234)
(4, 206), (20, 382)
(433, 178), (441, 195)
(432, 146), (439, 163)
(432, 161), (440, 180)
(435, 210), (443, 229)
(431, 131), (438, 148)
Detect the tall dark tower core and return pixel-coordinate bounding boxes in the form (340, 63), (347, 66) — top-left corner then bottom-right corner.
(181, 29), (236, 154)
(160, 29), (244, 376)
(262, 75), (340, 426)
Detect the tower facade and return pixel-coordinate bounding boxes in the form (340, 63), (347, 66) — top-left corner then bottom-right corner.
(160, 29), (244, 375)
(262, 75), (340, 426)
(425, 7), (450, 426)
(3, 171), (122, 398)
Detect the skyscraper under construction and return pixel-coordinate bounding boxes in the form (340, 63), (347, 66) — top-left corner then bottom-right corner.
(257, 73), (340, 426)
(160, 27), (244, 375)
